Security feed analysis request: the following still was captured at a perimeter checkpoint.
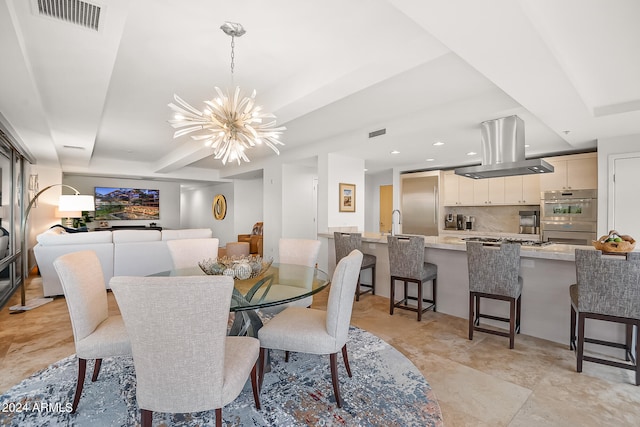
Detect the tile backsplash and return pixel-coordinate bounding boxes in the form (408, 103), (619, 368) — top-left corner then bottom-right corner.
(444, 205), (539, 233)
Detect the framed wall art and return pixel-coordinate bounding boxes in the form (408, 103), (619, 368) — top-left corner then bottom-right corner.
(212, 194), (227, 220)
(339, 183), (356, 212)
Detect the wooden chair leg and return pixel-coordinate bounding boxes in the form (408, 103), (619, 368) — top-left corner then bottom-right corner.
(355, 272), (361, 302)
(516, 294), (521, 333)
(215, 408), (222, 427)
(577, 313), (586, 373)
(285, 351), (290, 362)
(141, 409), (153, 427)
(71, 358), (87, 413)
(341, 344), (352, 377)
(635, 321), (639, 386)
(625, 323), (633, 362)
(329, 353), (342, 408)
(91, 358), (102, 382)
(475, 296), (481, 326)
(417, 279), (423, 321)
(570, 305), (577, 350)
(468, 293), (474, 340)
(432, 278), (437, 312)
(389, 278), (395, 315)
(258, 347), (266, 391)
(371, 265), (376, 295)
(250, 363), (261, 410)
(509, 298), (516, 349)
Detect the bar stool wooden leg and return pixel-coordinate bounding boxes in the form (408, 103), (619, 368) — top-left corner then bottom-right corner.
(389, 277), (395, 315)
(570, 304), (577, 350)
(577, 312), (586, 373)
(371, 265), (376, 295)
(468, 293), (475, 340)
(417, 278), (423, 322)
(432, 278), (437, 312)
(509, 298), (516, 349)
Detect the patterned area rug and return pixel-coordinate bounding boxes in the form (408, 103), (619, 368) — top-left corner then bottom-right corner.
(0, 327), (443, 426)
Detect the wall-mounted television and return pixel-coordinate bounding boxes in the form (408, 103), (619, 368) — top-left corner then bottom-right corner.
(94, 187), (160, 220)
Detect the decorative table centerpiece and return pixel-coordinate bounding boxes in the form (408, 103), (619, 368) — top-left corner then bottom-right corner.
(198, 255), (273, 280)
(592, 230), (636, 253)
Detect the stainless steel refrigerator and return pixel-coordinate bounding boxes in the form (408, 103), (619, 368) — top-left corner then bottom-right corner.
(400, 173), (439, 236)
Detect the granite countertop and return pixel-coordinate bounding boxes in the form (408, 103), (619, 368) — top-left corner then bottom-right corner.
(319, 231), (597, 261)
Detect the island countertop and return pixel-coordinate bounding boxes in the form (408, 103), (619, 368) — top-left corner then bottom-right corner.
(319, 232), (598, 261)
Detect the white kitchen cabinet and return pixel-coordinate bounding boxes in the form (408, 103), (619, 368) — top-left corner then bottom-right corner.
(504, 175), (540, 205)
(539, 153), (597, 191)
(473, 177), (505, 205)
(443, 171), (474, 206)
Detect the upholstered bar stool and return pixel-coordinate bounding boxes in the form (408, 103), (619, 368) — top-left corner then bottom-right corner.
(225, 241), (250, 258)
(387, 235), (437, 321)
(466, 242), (522, 349)
(334, 232), (376, 301)
(570, 249), (640, 385)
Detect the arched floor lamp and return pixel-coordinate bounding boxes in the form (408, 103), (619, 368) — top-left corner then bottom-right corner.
(9, 184), (94, 313)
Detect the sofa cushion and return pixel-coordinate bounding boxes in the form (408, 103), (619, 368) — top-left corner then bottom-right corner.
(161, 228), (212, 241)
(36, 229), (113, 246)
(112, 230), (161, 243)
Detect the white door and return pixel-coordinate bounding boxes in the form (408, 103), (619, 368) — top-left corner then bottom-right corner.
(610, 153), (640, 239)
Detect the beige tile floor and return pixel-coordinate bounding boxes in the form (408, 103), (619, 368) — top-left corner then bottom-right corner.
(1, 276), (640, 426)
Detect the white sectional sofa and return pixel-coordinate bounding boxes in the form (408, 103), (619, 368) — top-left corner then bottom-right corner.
(34, 227), (216, 297)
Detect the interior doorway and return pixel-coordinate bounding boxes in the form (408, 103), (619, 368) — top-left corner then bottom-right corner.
(609, 152), (640, 239)
(379, 185), (392, 233)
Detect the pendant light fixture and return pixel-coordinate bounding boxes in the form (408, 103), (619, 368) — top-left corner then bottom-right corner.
(168, 22), (285, 165)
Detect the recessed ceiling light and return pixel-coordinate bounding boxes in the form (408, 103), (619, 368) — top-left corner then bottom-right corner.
(524, 144), (530, 148)
(390, 150), (400, 154)
(433, 141), (444, 146)
(426, 158), (435, 162)
(466, 151), (477, 156)
(364, 168), (368, 172)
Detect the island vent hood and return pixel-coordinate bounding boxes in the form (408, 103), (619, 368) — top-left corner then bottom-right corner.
(454, 115), (554, 179)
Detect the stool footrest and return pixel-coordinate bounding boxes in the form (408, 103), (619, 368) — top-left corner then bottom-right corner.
(394, 297), (435, 314)
(583, 355), (637, 371)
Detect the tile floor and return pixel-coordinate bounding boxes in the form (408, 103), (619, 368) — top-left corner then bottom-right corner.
(1, 276), (639, 426)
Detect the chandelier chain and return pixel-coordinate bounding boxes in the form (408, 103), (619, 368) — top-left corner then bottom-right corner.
(230, 36), (235, 75)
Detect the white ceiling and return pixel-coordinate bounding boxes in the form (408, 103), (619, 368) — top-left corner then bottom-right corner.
(1, 0), (639, 182)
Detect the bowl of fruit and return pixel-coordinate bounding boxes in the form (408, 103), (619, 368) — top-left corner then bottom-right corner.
(592, 230), (636, 253)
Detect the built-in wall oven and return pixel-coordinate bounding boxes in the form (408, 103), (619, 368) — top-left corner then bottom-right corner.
(540, 189), (597, 245)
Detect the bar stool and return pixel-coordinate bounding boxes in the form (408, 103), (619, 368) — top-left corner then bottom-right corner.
(334, 232), (376, 301)
(387, 235), (437, 321)
(466, 242), (522, 349)
(570, 249), (640, 385)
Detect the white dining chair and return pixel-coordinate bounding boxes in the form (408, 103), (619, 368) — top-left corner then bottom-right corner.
(53, 250), (131, 413)
(258, 249), (363, 408)
(277, 238), (321, 308)
(110, 275), (261, 427)
(166, 237), (219, 269)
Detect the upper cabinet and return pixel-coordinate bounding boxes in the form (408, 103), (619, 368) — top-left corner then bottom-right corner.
(473, 177), (505, 205)
(504, 175), (540, 205)
(539, 153), (597, 191)
(443, 171), (474, 205)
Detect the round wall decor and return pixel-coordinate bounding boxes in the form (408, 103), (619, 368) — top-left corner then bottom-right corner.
(212, 194), (227, 220)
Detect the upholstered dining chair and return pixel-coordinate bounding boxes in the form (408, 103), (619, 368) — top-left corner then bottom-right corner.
(166, 237), (219, 269)
(53, 250), (131, 413)
(277, 238), (322, 307)
(571, 249), (640, 385)
(334, 232), (376, 301)
(387, 235), (437, 321)
(109, 275), (261, 427)
(258, 249), (363, 408)
(466, 242), (523, 349)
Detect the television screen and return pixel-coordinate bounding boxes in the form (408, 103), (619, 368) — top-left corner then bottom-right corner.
(94, 187), (160, 220)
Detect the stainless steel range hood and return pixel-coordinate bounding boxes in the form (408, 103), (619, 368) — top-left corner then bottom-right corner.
(454, 115), (554, 179)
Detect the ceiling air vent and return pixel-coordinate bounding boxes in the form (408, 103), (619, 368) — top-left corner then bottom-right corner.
(368, 128), (386, 138)
(36, 0), (102, 31)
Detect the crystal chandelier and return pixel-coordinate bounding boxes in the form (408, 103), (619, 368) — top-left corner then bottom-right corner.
(168, 22), (285, 165)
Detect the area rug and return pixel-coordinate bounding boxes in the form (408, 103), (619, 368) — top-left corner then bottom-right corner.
(0, 327), (443, 426)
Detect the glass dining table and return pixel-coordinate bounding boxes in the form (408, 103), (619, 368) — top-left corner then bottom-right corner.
(150, 263), (331, 336)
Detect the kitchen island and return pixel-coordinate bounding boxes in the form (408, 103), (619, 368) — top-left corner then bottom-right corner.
(321, 232), (628, 350)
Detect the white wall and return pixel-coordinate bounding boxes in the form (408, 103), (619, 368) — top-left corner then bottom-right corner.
(596, 134), (640, 237)
(263, 164), (283, 261)
(233, 178), (263, 238)
(365, 169), (393, 232)
(326, 153), (365, 229)
(181, 182), (235, 245)
(282, 163), (317, 239)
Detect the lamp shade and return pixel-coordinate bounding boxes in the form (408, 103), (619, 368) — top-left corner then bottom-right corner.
(58, 195), (94, 212)
(54, 208), (82, 219)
